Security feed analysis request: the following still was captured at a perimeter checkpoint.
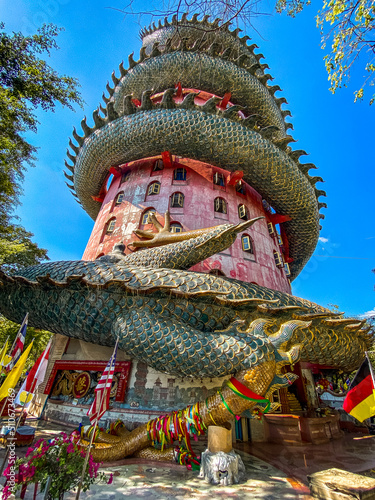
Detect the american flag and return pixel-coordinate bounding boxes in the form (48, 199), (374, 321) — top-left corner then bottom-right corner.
(6, 313), (28, 372)
(87, 338), (119, 423)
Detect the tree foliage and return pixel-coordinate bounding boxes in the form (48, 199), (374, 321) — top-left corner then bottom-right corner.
(0, 225), (48, 273)
(276, 0), (375, 104)
(0, 22), (83, 272)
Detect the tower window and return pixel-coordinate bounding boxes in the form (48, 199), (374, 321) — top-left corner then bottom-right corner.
(238, 204), (248, 220)
(173, 168), (187, 181)
(236, 181), (246, 195)
(121, 171), (130, 184)
(214, 197), (227, 214)
(284, 263), (291, 277)
(213, 172), (225, 187)
(242, 235), (254, 253)
(170, 223), (183, 233)
(115, 192), (124, 205)
(147, 181), (161, 196)
(268, 222), (275, 236)
(153, 159), (164, 172)
(141, 209), (155, 225)
(274, 251), (284, 268)
(106, 218), (116, 234)
(170, 192), (184, 208)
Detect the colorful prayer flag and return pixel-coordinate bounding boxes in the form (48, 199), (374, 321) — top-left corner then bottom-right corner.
(0, 341), (33, 400)
(87, 339), (118, 423)
(15, 339), (52, 408)
(343, 357), (375, 422)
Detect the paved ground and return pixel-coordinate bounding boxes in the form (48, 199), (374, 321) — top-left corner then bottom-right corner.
(0, 418), (374, 499)
(239, 432), (375, 486)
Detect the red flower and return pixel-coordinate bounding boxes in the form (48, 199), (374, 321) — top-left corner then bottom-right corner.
(107, 473), (113, 485)
(66, 443), (75, 454)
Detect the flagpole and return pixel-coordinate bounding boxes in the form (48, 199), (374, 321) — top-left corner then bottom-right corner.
(0, 375), (31, 475)
(365, 352), (375, 387)
(0, 335), (12, 417)
(0, 336), (9, 363)
(0, 398), (8, 420)
(0, 340), (10, 417)
(75, 336), (119, 500)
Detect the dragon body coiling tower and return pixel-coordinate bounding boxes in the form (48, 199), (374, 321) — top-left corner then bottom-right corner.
(80, 16), (325, 290)
(0, 15), (372, 448)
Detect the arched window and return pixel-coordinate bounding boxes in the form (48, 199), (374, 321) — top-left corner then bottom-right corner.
(273, 250), (283, 268)
(170, 223), (183, 233)
(147, 181), (161, 196)
(242, 235), (254, 254)
(96, 253), (105, 259)
(284, 263), (291, 277)
(115, 192), (124, 206)
(238, 204), (249, 220)
(106, 218), (116, 234)
(277, 232), (283, 246)
(173, 168), (186, 181)
(213, 172), (225, 187)
(268, 222), (275, 236)
(153, 159), (164, 172)
(214, 197), (227, 214)
(121, 170), (130, 184)
(170, 192), (184, 208)
(236, 181), (246, 195)
(141, 209), (155, 225)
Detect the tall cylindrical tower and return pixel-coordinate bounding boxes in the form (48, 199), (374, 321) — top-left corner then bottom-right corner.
(82, 153), (291, 293)
(60, 13), (329, 423)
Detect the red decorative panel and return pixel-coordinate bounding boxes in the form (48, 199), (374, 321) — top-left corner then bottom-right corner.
(44, 360), (132, 402)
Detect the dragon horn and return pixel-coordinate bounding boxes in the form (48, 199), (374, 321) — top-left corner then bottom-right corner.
(235, 216), (265, 233)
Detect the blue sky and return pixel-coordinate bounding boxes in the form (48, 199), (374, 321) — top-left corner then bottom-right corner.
(1, 0), (374, 318)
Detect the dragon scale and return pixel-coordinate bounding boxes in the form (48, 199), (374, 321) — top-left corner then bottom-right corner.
(111, 52), (287, 134)
(73, 107), (320, 277)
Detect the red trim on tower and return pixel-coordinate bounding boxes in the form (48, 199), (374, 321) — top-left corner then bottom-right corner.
(269, 213), (292, 224)
(280, 225), (293, 263)
(219, 92), (232, 109)
(161, 151), (173, 168)
(109, 166), (122, 178)
(227, 170), (243, 185)
(175, 82), (183, 97)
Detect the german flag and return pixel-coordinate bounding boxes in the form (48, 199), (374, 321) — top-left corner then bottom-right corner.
(343, 357), (375, 422)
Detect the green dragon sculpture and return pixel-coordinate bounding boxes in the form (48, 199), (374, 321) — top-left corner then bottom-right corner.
(0, 216), (371, 377)
(0, 14), (372, 463)
(0, 215), (372, 461)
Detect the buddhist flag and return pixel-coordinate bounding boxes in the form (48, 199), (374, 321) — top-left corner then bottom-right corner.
(15, 339), (52, 408)
(0, 341), (33, 400)
(343, 357), (375, 422)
